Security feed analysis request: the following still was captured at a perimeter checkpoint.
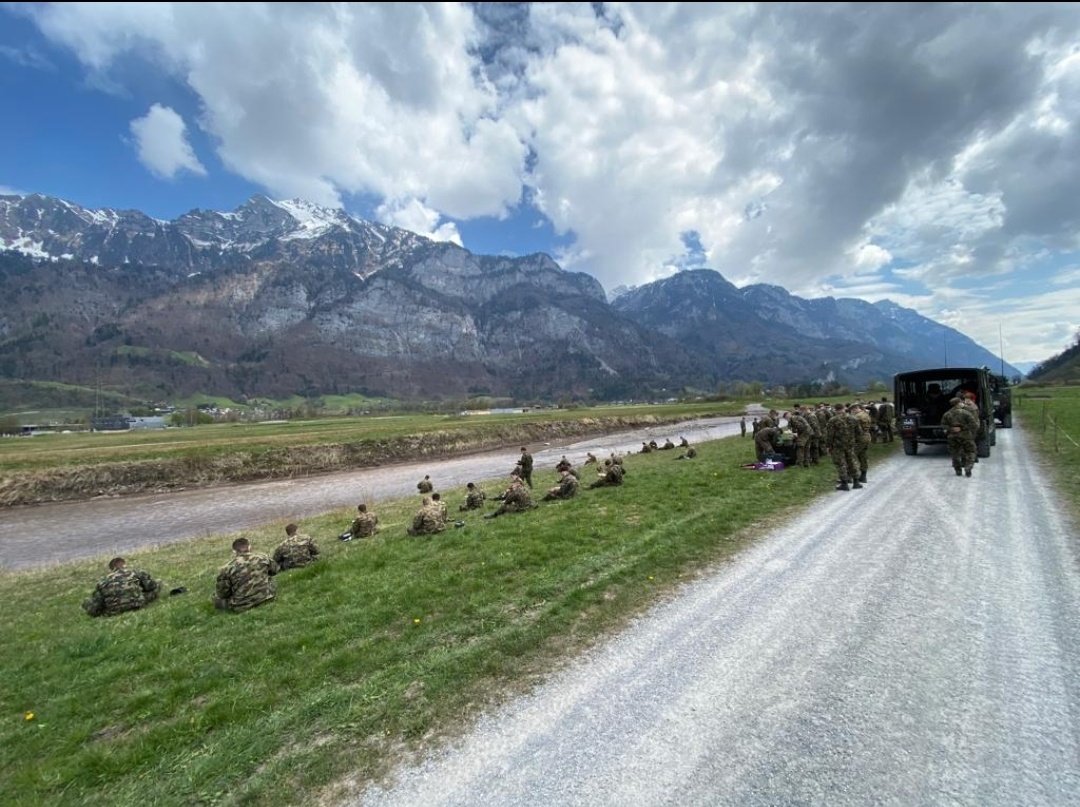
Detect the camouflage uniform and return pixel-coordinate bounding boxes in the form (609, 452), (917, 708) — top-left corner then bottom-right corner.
(640, 442), (652, 454)
(349, 511), (379, 538)
(215, 551), (278, 612)
(942, 401), (979, 474)
(490, 479), (534, 516)
(408, 503), (446, 535)
(555, 456), (572, 472)
(589, 462), (625, 488)
(853, 406), (873, 481)
(662, 440), (675, 450)
(518, 451), (534, 487)
(460, 488), (486, 511)
(416, 477), (434, 494)
(83, 567), (161, 617)
(754, 426), (781, 462)
(584, 453), (598, 465)
(543, 472), (579, 501)
(788, 412), (812, 467)
(877, 400), (895, 442)
(740, 418), (747, 437)
(826, 408), (856, 488)
(273, 533), (319, 570)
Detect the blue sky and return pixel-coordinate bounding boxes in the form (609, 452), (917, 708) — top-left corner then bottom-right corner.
(2, 3), (1079, 364)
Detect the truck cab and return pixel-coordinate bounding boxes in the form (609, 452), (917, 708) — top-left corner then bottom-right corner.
(894, 367), (996, 458)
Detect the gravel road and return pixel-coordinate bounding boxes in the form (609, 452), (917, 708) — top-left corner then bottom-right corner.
(1, 415), (748, 570)
(356, 426), (1080, 807)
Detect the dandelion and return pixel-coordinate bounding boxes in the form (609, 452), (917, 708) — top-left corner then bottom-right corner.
(24, 711), (35, 721)
(413, 618), (421, 624)
(648, 576), (654, 581)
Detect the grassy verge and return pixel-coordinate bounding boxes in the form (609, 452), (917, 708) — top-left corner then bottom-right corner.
(1016, 384), (1080, 518)
(0, 436), (897, 806)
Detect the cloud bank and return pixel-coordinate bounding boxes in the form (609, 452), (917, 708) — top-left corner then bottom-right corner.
(23, 2), (1080, 361)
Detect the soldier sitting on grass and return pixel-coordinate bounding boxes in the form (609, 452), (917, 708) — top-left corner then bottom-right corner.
(272, 523), (319, 570)
(589, 459), (625, 488)
(484, 472), (534, 518)
(214, 538), (278, 612)
(344, 503), (379, 540)
(543, 468), (579, 501)
(407, 497), (446, 536)
(460, 482), (486, 511)
(82, 557), (161, 617)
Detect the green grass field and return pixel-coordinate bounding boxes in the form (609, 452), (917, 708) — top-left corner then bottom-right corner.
(1016, 384), (1080, 517)
(0, 435), (897, 806)
(0, 402), (744, 473)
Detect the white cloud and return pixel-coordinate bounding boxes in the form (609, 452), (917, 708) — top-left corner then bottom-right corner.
(375, 198), (461, 245)
(129, 104), (206, 179)
(0, 185), (28, 196)
(22, 2), (1080, 361)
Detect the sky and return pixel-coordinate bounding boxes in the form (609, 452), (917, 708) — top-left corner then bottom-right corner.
(2, 2), (1079, 366)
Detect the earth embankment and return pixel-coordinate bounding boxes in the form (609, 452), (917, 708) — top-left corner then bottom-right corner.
(0, 413), (718, 507)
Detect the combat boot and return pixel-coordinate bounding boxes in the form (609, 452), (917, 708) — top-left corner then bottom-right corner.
(851, 481), (863, 489)
(836, 481), (850, 491)
(858, 471), (867, 483)
(964, 468), (972, 477)
(954, 466), (962, 476)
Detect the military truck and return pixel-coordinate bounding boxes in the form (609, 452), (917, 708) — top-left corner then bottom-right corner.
(894, 367), (996, 458)
(990, 373), (1013, 428)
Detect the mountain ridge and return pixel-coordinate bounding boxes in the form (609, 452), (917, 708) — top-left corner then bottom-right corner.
(0, 193), (1018, 403)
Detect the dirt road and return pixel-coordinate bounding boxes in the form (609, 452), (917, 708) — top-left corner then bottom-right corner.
(357, 426), (1080, 806)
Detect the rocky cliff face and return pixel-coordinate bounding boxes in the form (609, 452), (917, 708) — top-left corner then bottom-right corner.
(0, 194), (694, 399)
(0, 194), (1016, 401)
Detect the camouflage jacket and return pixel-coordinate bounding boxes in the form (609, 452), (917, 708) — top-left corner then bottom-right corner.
(502, 480), (533, 511)
(552, 474), (579, 499)
(942, 406), (979, 439)
(409, 505), (445, 535)
(754, 426), (781, 450)
(519, 453), (534, 473)
(826, 414), (853, 451)
(853, 410), (873, 443)
(350, 512), (379, 538)
(273, 534), (319, 570)
(83, 568), (160, 617)
(216, 552), (278, 612)
(417, 479), (434, 494)
(462, 489), (486, 510)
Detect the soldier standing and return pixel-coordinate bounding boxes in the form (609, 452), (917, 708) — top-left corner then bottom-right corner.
(214, 538), (278, 612)
(942, 397), (979, 476)
(740, 417), (747, 437)
(518, 447), (534, 488)
(852, 403), (873, 483)
(787, 407), (812, 468)
(82, 557), (161, 617)
(877, 396), (895, 442)
(273, 523), (319, 570)
(827, 404), (860, 491)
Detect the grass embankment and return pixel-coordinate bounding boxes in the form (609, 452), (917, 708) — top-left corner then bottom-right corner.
(0, 403), (740, 506)
(0, 436), (897, 806)
(1016, 384), (1080, 518)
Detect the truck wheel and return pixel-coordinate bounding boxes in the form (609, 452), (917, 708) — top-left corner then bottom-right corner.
(977, 435), (991, 458)
(1003, 413), (1012, 428)
(903, 439), (918, 456)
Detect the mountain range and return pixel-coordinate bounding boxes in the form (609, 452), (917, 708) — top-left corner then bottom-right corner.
(0, 192), (1018, 403)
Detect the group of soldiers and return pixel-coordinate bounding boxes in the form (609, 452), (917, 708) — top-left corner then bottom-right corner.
(398, 446), (630, 535)
(82, 523), (320, 617)
(749, 399), (896, 491)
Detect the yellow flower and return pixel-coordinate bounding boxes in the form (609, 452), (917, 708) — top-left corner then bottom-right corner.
(24, 711), (35, 721)
(413, 618), (421, 624)
(648, 576), (654, 581)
